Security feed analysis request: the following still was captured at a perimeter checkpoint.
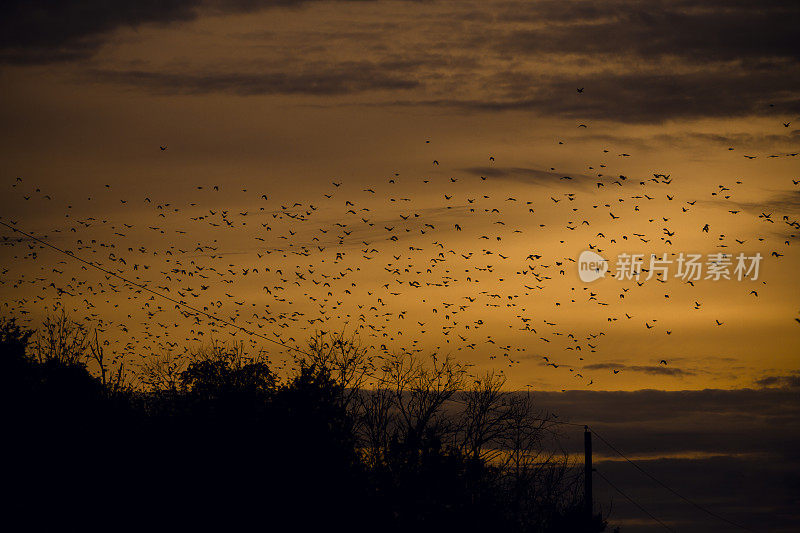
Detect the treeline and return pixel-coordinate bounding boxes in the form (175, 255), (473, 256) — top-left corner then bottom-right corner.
(1, 313), (608, 532)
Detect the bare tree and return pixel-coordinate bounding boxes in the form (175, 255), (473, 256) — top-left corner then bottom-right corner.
(188, 339), (267, 370)
(139, 350), (187, 392)
(87, 328), (131, 394)
(357, 386), (395, 467)
(459, 370), (512, 463)
(376, 351), (468, 447)
(87, 328), (107, 386)
(31, 310), (88, 365)
(305, 330), (375, 409)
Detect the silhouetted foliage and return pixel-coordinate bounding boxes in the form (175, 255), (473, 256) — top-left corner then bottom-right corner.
(1, 314), (607, 532)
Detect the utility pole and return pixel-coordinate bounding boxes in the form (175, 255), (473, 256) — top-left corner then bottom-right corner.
(585, 425), (593, 523)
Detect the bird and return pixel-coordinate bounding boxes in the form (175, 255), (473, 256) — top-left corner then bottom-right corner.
(160, 145), (167, 151)
(659, 360), (667, 365)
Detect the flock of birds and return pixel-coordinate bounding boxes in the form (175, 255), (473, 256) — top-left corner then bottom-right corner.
(1, 105), (798, 389)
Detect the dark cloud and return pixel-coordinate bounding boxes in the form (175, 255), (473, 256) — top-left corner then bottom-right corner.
(583, 362), (694, 376)
(594, 455), (799, 532)
(627, 365), (694, 376)
(459, 166), (593, 187)
(583, 363), (626, 370)
(401, 67), (800, 123)
(722, 190), (800, 215)
(533, 388), (800, 452)
(0, 1), (202, 64)
(530, 387), (800, 531)
(754, 371), (800, 389)
(399, 1), (800, 123)
(89, 64), (420, 95)
(0, 0), (410, 64)
(4, 1), (798, 124)
(491, 0), (800, 63)
(650, 130), (800, 151)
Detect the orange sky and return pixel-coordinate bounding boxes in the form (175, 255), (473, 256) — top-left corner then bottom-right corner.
(1, 0), (798, 391)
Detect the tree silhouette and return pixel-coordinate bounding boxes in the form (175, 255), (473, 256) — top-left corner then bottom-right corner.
(1, 315), (607, 532)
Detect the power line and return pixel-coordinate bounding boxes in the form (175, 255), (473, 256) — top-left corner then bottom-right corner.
(590, 427), (756, 532)
(441, 394), (588, 428)
(595, 468), (675, 532)
(531, 417), (585, 427)
(0, 219), (314, 359)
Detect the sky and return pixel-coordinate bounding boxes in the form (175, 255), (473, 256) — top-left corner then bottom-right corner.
(2, 0), (798, 392)
(1, 1), (799, 531)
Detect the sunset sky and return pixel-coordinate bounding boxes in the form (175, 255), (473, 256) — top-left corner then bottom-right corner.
(1, 0), (798, 393)
(2, 2), (800, 531)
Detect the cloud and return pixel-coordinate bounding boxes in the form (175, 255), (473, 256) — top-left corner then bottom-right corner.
(754, 371), (800, 389)
(533, 388), (800, 445)
(720, 190), (800, 216)
(491, 0), (800, 63)
(530, 387), (800, 531)
(4, 0), (799, 124)
(399, 67), (800, 123)
(579, 363), (621, 370)
(89, 64), (420, 95)
(583, 362), (694, 376)
(0, 0), (201, 64)
(8, 0), (795, 67)
(627, 365), (695, 376)
(388, 1), (800, 123)
(649, 130), (800, 151)
(0, 0), (412, 64)
(594, 454), (798, 532)
(459, 166), (593, 188)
